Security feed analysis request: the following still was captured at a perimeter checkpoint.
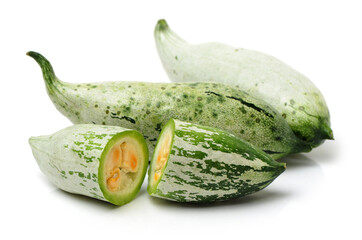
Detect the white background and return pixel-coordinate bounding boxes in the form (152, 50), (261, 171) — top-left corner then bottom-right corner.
(0, 0), (360, 239)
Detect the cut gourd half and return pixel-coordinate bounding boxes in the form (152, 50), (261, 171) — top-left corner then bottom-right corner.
(147, 119), (175, 194)
(99, 130), (148, 205)
(145, 119), (286, 202)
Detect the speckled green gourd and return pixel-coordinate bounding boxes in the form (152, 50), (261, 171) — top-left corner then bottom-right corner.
(154, 19), (333, 147)
(27, 51), (311, 159)
(147, 119), (286, 202)
(29, 124), (149, 206)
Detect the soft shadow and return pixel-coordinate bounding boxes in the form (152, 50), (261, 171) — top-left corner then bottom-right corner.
(308, 140), (340, 163)
(38, 172), (148, 210)
(280, 139), (339, 165)
(37, 174), (118, 210)
(135, 184), (148, 200)
(278, 141), (339, 169)
(53, 188), (119, 210)
(148, 189), (290, 209)
(279, 153), (319, 170)
(276, 152), (324, 197)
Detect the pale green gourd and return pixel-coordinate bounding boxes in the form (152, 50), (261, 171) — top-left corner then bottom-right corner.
(27, 51), (311, 159)
(154, 19), (333, 147)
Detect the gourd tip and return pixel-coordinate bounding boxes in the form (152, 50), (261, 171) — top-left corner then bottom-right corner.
(320, 122), (334, 141)
(26, 51), (41, 60)
(26, 51), (35, 57)
(157, 19), (169, 31)
(26, 51), (57, 85)
(325, 127), (334, 140)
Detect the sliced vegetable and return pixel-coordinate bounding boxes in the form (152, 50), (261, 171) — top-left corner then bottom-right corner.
(27, 51), (311, 159)
(29, 124), (148, 206)
(154, 19), (333, 147)
(147, 119), (286, 202)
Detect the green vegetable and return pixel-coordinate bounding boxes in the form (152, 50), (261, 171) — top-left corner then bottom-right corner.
(154, 19), (333, 147)
(27, 51), (311, 159)
(29, 124), (149, 206)
(147, 119), (286, 202)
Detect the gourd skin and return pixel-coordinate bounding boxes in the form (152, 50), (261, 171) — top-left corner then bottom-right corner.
(147, 119), (286, 203)
(27, 51), (311, 160)
(29, 124), (149, 206)
(154, 19), (333, 147)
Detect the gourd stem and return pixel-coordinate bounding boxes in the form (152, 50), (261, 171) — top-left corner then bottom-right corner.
(27, 51), (57, 87)
(155, 19), (187, 47)
(156, 19), (169, 31)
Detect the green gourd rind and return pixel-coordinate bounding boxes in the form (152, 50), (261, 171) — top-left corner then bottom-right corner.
(29, 124), (149, 206)
(154, 19), (333, 147)
(27, 51), (311, 159)
(147, 119), (286, 202)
